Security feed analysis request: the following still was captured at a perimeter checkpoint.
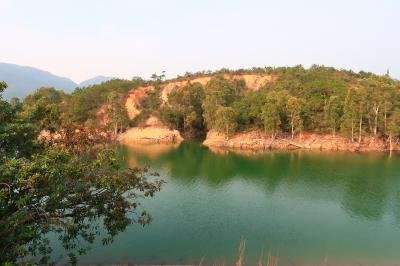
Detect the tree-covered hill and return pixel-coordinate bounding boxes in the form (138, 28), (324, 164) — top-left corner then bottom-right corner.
(5, 65), (400, 146)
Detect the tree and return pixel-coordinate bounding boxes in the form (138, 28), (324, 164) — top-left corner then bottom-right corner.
(0, 83), (164, 264)
(0, 86), (38, 160)
(233, 91), (265, 129)
(324, 95), (342, 136)
(387, 108), (400, 151)
(341, 87), (366, 143)
(22, 87), (67, 132)
(382, 89), (394, 135)
(362, 78), (383, 136)
(286, 96), (302, 139)
(261, 93), (281, 139)
(163, 82), (205, 132)
(202, 77), (238, 130)
(341, 87), (357, 142)
(0, 81), (8, 96)
(150, 71), (166, 82)
(215, 106), (237, 138)
(0, 149), (164, 265)
(107, 91), (129, 136)
(354, 87), (367, 143)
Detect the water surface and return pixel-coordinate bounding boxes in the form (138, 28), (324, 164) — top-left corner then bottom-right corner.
(55, 142), (400, 265)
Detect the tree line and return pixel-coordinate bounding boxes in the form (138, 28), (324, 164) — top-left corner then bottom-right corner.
(158, 65), (400, 147)
(7, 65), (400, 146)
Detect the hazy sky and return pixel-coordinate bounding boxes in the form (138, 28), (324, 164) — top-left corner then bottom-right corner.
(1, 0), (399, 82)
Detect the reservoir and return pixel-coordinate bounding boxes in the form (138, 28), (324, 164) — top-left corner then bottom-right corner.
(53, 141), (400, 265)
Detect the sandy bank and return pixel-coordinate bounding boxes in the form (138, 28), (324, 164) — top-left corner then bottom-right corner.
(203, 130), (399, 152)
(118, 126), (183, 145)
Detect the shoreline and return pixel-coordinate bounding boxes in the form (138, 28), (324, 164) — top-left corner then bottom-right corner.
(202, 130), (399, 153)
(116, 127), (400, 153)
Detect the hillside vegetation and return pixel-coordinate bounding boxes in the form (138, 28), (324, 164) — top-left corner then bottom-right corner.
(9, 65), (400, 149)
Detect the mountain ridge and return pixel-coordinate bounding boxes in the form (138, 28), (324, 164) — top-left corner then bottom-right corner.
(0, 63), (116, 99)
(0, 62), (77, 99)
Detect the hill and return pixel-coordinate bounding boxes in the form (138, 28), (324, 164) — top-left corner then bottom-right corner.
(15, 65), (400, 151)
(79, 75), (114, 87)
(0, 62), (77, 99)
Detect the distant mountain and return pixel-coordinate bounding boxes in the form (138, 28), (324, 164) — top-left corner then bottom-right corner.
(79, 75), (114, 87)
(0, 62), (78, 99)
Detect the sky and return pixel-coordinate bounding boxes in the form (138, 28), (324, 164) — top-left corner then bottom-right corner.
(1, 0), (399, 83)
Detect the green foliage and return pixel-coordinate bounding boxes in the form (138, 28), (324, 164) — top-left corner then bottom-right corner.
(107, 91), (129, 135)
(202, 77), (242, 130)
(0, 81), (7, 95)
(388, 108), (400, 137)
(286, 96), (303, 139)
(66, 79), (142, 124)
(233, 91), (265, 129)
(215, 106), (237, 137)
(160, 82), (205, 132)
(0, 149), (164, 265)
(150, 66), (400, 141)
(21, 87), (68, 132)
(0, 83), (164, 265)
(324, 95), (342, 135)
(0, 87), (39, 160)
(4, 64), (400, 143)
(262, 92), (282, 138)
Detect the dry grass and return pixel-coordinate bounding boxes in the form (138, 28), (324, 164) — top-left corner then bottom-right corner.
(236, 239), (246, 266)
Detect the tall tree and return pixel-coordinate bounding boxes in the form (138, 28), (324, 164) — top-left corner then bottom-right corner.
(107, 92), (129, 136)
(341, 87), (357, 142)
(261, 93), (281, 139)
(354, 87), (367, 143)
(387, 108), (400, 151)
(164, 82), (205, 132)
(324, 95), (342, 136)
(202, 77), (238, 129)
(286, 96), (302, 139)
(215, 106), (237, 138)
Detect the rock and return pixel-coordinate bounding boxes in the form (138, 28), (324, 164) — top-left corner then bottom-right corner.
(203, 130), (398, 152)
(118, 126), (183, 145)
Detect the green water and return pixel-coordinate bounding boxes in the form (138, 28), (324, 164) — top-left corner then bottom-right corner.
(55, 142), (400, 265)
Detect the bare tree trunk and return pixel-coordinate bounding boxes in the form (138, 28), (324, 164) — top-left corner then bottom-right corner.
(373, 105), (379, 136)
(389, 134), (392, 152)
(333, 120), (336, 137)
(291, 118), (294, 140)
(358, 116), (362, 144)
(351, 118), (354, 143)
(384, 106), (387, 134)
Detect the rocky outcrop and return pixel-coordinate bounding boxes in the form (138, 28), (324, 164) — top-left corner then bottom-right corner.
(118, 126), (183, 144)
(203, 130), (399, 152)
(118, 116), (183, 144)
